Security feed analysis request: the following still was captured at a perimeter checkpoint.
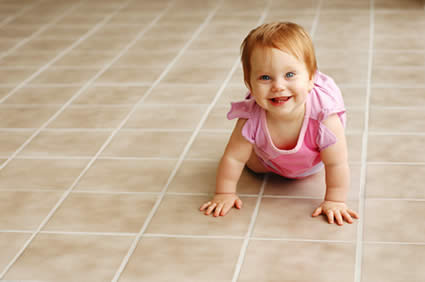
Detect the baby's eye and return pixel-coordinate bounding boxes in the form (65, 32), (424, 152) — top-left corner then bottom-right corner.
(260, 75), (271, 80)
(285, 72), (295, 78)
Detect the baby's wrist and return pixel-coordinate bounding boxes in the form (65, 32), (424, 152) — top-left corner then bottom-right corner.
(215, 191), (236, 195)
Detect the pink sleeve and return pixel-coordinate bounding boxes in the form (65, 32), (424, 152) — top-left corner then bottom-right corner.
(312, 71), (347, 151)
(227, 98), (259, 144)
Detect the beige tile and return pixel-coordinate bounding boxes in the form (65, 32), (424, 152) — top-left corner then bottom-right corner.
(73, 86), (148, 105)
(265, 164), (361, 200)
(130, 37), (188, 52)
(375, 36), (425, 50)
(253, 198), (358, 240)
(95, 67), (163, 84)
(316, 50), (369, 68)
(143, 23), (200, 39)
(31, 68), (100, 84)
(375, 0), (425, 10)
(322, 0), (370, 9)
(362, 243), (425, 282)
(369, 108), (425, 132)
(91, 25), (141, 39)
(368, 135), (425, 162)
(0, 131), (33, 156)
(73, 38), (131, 52)
(315, 23), (369, 40)
(229, 66), (245, 85)
(119, 237), (242, 282)
(19, 131), (110, 157)
(113, 51), (177, 68)
(0, 87), (12, 100)
(239, 240), (356, 282)
(146, 194), (257, 236)
(3, 86), (78, 105)
(53, 51), (116, 67)
(174, 50), (238, 69)
(56, 14), (106, 25)
(163, 66), (229, 84)
(186, 131), (229, 160)
(189, 36), (242, 50)
(0, 26), (36, 39)
(202, 105), (235, 130)
(39, 26), (92, 40)
(320, 66), (368, 85)
(0, 191), (62, 230)
(0, 52), (56, 67)
(75, 159), (176, 193)
(0, 39), (20, 52)
(364, 199), (425, 242)
(366, 164), (425, 199)
(371, 87), (425, 107)
(347, 108), (365, 132)
(16, 38), (75, 52)
(102, 130), (191, 158)
(0, 106), (59, 128)
(44, 193), (157, 233)
(48, 106), (130, 129)
(0, 232), (31, 271)
(372, 67), (425, 86)
(373, 51), (425, 67)
(124, 105), (206, 130)
(0, 159), (88, 190)
(0, 68), (37, 84)
(217, 84), (249, 106)
(4, 233), (133, 282)
(143, 84), (218, 105)
(167, 160), (263, 194)
(314, 37), (370, 50)
(347, 133), (363, 162)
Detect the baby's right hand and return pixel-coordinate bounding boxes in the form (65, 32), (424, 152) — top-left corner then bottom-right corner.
(200, 193), (243, 217)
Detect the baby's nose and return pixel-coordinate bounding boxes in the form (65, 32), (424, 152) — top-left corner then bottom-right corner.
(272, 79), (285, 92)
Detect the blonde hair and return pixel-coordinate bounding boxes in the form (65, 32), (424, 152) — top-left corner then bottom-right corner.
(241, 22), (317, 87)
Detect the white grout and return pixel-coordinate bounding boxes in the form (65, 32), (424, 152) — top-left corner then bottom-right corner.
(109, 2), (229, 281)
(0, 0), (44, 28)
(0, 1), (139, 278)
(354, 1), (375, 281)
(0, 1), (132, 106)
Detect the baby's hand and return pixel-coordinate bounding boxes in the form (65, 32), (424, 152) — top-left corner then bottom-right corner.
(200, 193), (243, 217)
(312, 201), (359, 226)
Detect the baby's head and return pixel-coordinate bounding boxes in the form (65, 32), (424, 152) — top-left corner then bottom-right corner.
(241, 22), (317, 89)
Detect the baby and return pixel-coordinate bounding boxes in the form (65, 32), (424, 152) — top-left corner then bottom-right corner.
(200, 22), (359, 226)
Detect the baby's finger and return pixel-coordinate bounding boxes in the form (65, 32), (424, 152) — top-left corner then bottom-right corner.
(348, 209), (360, 219)
(335, 210), (343, 226)
(312, 207), (322, 217)
(221, 203), (232, 216)
(214, 203), (224, 217)
(326, 210), (334, 224)
(342, 210), (353, 224)
(235, 198), (243, 209)
(200, 201), (211, 211)
(205, 202), (217, 215)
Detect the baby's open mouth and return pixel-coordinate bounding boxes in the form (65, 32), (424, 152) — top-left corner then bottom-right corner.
(270, 96), (291, 103)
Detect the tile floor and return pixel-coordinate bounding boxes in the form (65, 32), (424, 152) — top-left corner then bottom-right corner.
(0, 0), (424, 281)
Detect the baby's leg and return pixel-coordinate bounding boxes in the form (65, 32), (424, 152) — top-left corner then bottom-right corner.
(246, 149), (269, 173)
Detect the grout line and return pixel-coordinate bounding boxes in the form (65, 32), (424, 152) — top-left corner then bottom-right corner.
(354, 1), (375, 282)
(0, 0), (131, 106)
(0, 0), (45, 28)
(0, 1), (140, 278)
(231, 174), (268, 282)
(110, 2), (228, 281)
(1, 228), (425, 246)
(0, 0), (88, 64)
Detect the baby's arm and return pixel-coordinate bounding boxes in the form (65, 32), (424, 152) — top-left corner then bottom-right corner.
(312, 114), (359, 225)
(200, 118), (253, 217)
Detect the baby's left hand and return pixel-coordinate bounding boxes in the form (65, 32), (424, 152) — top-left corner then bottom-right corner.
(312, 201), (359, 226)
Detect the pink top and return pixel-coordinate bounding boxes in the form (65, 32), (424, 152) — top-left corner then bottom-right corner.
(227, 71), (346, 179)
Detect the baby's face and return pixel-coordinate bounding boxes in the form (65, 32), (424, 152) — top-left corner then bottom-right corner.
(247, 47), (314, 118)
